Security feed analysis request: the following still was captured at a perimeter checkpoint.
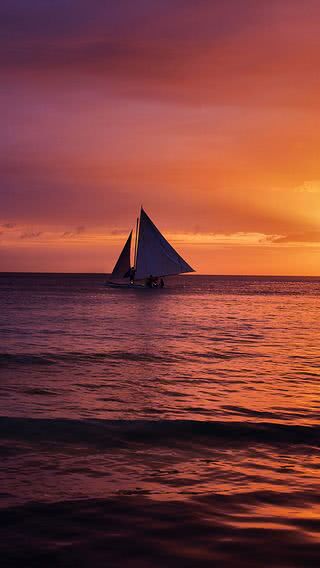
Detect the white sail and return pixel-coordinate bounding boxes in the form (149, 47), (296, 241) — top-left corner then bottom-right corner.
(134, 209), (194, 280)
(111, 231), (132, 279)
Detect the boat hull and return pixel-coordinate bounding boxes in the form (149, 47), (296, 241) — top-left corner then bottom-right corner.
(104, 281), (146, 289)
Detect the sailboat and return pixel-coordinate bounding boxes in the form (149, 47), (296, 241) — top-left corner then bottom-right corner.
(105, 207), (195, 288)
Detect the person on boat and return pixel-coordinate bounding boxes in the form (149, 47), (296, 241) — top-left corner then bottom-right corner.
(146, 275), (159, 288)
(160, 278), (164, 288)
(129, 267), (135, 284)
(146, 275), (153, 288)
(124, 266), (135, 281)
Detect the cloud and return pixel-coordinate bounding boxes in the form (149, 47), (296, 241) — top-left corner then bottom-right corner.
(110, 229), (130, 236)
(269, 231), (320, 244)
(1, 1), (320, 106)
(19, 231), (42, 239)
(295, 180), (320, 194)
(2, 226), (276, 247)
(61, 226), (86, 238)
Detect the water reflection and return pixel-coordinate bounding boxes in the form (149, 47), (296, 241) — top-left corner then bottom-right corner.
(1, 274), (320, 565)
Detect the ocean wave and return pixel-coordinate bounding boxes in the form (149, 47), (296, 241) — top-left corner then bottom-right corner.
(1, 490), (320, 568)
(0, 350), (177, 367)
(0, 347), (262, 368)
(0, 416), (318, 448)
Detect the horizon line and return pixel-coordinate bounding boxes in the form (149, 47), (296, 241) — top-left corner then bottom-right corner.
(0, 271), (319, 278)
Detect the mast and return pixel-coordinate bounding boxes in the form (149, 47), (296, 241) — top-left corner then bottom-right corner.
(134, 212), (140, 269)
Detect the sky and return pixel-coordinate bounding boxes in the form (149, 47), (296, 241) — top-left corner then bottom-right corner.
(1, 0), (320, 275)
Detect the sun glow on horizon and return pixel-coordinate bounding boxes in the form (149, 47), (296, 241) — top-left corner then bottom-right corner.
(1, 223), (319, 275)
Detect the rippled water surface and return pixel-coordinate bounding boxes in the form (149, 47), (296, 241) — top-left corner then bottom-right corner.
(1, 273), (320, 567)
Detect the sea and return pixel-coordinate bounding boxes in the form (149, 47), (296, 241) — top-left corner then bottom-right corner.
(1, 273), (320, 567)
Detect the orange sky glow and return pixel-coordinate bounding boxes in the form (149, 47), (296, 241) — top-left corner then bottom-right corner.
(1, 0), (320, 274)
